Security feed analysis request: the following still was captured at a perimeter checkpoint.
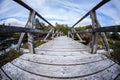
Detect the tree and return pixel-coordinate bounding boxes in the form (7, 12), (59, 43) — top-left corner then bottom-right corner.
(111, 32), (120, 40)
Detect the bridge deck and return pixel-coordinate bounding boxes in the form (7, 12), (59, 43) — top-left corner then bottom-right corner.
(0, 36), (120, 80)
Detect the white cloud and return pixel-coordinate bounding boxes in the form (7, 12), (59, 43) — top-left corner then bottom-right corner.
(97, 0), (120, 26)
(22, 0), (100, 26)
(0, 18), (26, 27)
(0, 0), (120, 27)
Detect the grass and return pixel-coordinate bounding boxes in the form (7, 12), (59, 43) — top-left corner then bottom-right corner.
(21, 41), (45, 49)
(0, 49), (22, 68)
(109, 40), (120, 65)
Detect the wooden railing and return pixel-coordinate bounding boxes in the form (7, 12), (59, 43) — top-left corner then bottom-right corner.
(69, 0), (120, 54)
(1, 0), (120, 55)
(0, 0), (56, 54)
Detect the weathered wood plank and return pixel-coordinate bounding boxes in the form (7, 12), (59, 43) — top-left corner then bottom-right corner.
(0, 69), (11, 80)
(11, 58), (114, 78)
(2, 62), (120, 80)
(2, 63), (46, 80)
(19, 54), (107, 66)
(1, 36), (120, 80)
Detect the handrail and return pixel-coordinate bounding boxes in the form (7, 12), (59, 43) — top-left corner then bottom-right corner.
(13, 0), (54, 27)
(74, 25), (120, 33)
(0, 25), (49, 34)
(71, 0), (110, 28)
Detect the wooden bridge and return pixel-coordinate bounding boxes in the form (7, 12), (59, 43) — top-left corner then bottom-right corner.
(0, 0), (120, 80)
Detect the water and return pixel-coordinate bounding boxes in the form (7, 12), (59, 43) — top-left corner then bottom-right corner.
(0, 44), (18, 55)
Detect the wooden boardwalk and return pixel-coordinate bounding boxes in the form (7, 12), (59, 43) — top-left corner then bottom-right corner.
(0, 36), (120, 80)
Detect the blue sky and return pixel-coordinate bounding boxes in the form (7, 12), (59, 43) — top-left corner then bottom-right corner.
(0, 0), (120, 27)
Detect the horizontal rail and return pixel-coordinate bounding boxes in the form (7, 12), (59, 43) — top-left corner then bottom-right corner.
(72, 0), (110, 28)
(13, 0), (54, 27)
(75, 25), (120, 33)
(0, 25), (49, 34)
(94, 25), (120, 32)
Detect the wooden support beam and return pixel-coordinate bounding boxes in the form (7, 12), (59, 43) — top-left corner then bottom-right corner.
(90, 11), (99, 54)
(17, 10), (36, 53)
(43, 28), (54, 41)
(27, 10), (36, 54)
(67, 31), (71, 37)
(17, 33), (25, 51)
(51, 29), (55, 39)
(90, 11), (110, 54)
(72, 28), (83, 42)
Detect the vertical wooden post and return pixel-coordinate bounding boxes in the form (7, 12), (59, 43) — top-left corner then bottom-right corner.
(90, 11), (110, 54)
(69, 31), (73, 38)
(52, 28), (54, 39)
(71, 29), (74, 40)
(27, 10), (36, 54)
(90, 11), (98, 54)
(17, 10), (36, 54)
(56, 30), (59, 37)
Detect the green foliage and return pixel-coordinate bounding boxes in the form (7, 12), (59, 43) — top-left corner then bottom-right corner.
(21, 43), (28, 49)
(75, 25), (92, 31)
(111, 32), (120, 40)
(55, 23), (71, 35)
(109, 40), (120, 64)
(0, 49), (21, 67)
(21, 41), (45, 49)
(34, 41), (45, 47)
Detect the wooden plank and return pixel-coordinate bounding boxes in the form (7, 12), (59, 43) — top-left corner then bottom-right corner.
(36, 51), (91, 56)
(19, 54), (107, 66)
(2, 62), (120, 80)
(11, 58), (114, 78)
(0, 69), (11, 80)
(1, 63), (47, 80)
(1, 36), (120, 80)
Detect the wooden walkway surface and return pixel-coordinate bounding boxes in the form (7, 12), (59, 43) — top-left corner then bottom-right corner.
(0, 36), (120, 80)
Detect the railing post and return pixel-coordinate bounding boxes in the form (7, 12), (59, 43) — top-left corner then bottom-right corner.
(54, 30), (58, 37)
(90, 11), (110, 54)
(27, 10), (36, 54)
(17, 10), (36, 54)
(71, 29), (74, 40)
(90, 11), (99, 54)
(52, 28), (54, 39)
(67, 31), (70, 37)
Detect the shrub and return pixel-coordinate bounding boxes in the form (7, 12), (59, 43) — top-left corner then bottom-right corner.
(21, 41), (45, 49)
(0, 49), (21, 68)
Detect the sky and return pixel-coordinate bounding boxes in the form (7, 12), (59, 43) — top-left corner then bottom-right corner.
(0, 0), (120, 27)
